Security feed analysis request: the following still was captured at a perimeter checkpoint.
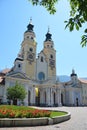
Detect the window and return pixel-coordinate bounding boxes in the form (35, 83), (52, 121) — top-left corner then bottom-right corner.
(29, 48), (33, 52)
(41, 56), (43, 62)
(27, 36), (29, 38)
(38, 72), (45, 81)
(31, 37), (33, 40)
(18, 64), (21, 68)
(50, 54), (53, 59)
(18, 64), (22, 70)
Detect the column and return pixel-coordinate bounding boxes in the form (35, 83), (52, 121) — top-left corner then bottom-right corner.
(46, 87), (51, 106)
(32, 87), (35, 105)
(58, 89), (62, 106)
(50, 88), (53, 106)
(30, 87), (35, 105)
(40, 89), (43, 105)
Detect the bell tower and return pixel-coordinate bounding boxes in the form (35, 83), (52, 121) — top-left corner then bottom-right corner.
(20, 19), (37, 79)
(43, 28), (56, 80)
(70, 69), (78, 84)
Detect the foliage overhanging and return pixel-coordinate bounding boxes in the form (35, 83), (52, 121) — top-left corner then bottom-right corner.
(29, 0), (87, 47)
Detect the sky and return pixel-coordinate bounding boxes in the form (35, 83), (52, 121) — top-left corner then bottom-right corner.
(0, 0), (87, 78)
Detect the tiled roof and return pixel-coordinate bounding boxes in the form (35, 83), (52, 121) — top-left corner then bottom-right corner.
(0, 68), (10, 85)
(1, 68), (10, 74)
(79, 78), (87, 84)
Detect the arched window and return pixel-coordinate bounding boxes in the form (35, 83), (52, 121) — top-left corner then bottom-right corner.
(50, 54), (53, 59)
(41, 56), (43, 62)
(18, 64), (21, 68)
(17, 63), (22, 70)
(27, 36), (29, 39)
(31, 37), (33, 40)
(47, 45), (49, 48)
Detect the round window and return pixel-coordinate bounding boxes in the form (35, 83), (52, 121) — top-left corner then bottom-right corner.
(38, 72), (45, 81)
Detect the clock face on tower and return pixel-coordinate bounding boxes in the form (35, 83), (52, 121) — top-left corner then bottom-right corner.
(27, 52), (34, 62)
(49, 59), (55, 68)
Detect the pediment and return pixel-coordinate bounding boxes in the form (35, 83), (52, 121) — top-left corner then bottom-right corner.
(6, 72), (29, 80)
(11, 74), (26, 79)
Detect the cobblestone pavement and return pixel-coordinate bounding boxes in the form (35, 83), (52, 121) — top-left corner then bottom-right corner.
(1, 107), (87, 130)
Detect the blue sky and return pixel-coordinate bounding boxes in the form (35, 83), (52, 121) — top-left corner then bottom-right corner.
(0, 0), (87, 78)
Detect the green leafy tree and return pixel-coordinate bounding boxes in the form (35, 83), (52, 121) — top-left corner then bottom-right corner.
(6, 82), (27, 105)
(29, 0), (58, 14)
(29, 0), (87, 47)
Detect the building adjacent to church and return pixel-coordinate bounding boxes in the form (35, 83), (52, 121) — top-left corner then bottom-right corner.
(0, 19), (87, 106)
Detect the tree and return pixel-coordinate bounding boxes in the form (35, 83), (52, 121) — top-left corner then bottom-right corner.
(29, 0), (87, 47)
(6, 82), (27, 105)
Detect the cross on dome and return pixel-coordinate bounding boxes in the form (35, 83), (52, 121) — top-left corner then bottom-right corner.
(26, 17), (34, 32)
(72, 69), (75, 74)
(29, 17), (32, 24)
(48, 26), (50, 33)
(45, 27), (52, 41)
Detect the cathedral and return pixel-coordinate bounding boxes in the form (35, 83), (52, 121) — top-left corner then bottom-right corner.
(0, 19), (87, 106)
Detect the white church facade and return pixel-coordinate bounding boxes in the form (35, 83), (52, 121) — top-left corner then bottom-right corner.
(0, 19), (87, 106)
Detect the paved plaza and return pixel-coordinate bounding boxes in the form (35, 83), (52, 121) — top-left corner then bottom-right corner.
(0, 106), (87, 130)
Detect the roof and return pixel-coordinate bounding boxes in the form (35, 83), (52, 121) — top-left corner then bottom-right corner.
(15, 57), (23, 61)
(0, 68), (10, 85)
(1, 68), (10, 74)
(79, 78), (87, 84)
(70, 73), (77, 77)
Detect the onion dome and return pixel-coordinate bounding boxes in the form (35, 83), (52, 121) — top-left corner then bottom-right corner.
(70, 69), (77, 77)
(45, 27), (52, 41)
(25, 18), (34, 33)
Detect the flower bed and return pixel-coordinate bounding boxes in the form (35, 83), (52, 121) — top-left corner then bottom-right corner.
(0, 105), (71, 127)
(0, 105), (51, 118)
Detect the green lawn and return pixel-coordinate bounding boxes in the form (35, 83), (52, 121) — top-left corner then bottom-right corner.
(0, 105), (34, 110)
(50, 111), (67, 118)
